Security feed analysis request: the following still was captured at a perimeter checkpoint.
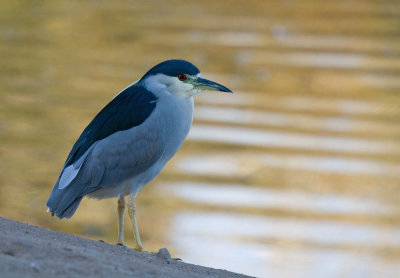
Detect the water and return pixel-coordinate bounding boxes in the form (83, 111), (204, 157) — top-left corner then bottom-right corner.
(1, 1), (400, 277)
(161, 182), (389, 215)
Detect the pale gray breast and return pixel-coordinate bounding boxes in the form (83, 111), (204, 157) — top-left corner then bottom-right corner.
(149, 92), (194, 163)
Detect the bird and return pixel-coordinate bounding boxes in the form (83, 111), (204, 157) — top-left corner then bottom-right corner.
(46, 59), (232, 252)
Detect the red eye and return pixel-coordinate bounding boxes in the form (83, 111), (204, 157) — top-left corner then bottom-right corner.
(178, 74), (187, 81)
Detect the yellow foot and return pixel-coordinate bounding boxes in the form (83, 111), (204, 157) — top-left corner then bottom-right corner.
(133, 246), (152, 254)
(116, 243), (152, 253)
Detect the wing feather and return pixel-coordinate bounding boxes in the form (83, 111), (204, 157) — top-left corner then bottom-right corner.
(47, 82), (159, 218)
(81, 126), (164, 189)
(64, 83), (157, 169)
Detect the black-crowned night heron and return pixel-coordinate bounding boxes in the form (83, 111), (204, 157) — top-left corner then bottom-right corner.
(46, 59), (232, 252)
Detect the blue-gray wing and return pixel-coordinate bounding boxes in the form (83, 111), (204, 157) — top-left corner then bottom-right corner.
(47, 125), (164, 219)
(76, 122), (164, 189)
(64, 83), (157, 168)
(46, 82), (160, 218)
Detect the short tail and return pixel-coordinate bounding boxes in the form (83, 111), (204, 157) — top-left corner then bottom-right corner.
(48, 197), (83, 219)
(46, 180), (85, 219)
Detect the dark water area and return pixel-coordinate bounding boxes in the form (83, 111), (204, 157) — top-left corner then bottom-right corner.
(1, 1), (400, 277)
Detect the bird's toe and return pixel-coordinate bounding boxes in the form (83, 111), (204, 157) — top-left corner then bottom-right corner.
(116, 242), (129, 250)
(133, 247), (152, 254)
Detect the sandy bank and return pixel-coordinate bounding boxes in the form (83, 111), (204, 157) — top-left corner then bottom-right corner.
(0, 217), (253, 278)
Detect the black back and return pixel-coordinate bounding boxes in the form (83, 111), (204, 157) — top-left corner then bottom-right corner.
(64, 84), (157, 167)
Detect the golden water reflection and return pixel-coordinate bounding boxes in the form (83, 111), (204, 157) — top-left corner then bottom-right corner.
(1, 1), (400, 277)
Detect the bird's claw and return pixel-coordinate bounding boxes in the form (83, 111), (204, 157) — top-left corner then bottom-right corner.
(116, 243), (130, 250)
(117, 243), (152, 253)
(133, 247), (152, 254)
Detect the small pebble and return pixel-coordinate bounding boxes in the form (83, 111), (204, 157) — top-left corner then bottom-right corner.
(155, 248), (172, 264)
(30, 262), (40, 273)
(4, 250), (15, 257)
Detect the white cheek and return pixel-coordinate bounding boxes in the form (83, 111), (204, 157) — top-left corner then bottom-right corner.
(168, 78), (195, 97)
(191, 89), (203, 95)
(143, 74), (196, 98)
(176, 80), (193, 91)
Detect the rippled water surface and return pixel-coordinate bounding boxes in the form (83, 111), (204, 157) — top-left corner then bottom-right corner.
(1, 1), (400, 277)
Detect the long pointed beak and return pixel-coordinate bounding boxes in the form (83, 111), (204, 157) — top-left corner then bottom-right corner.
(191, 77), (232, 93)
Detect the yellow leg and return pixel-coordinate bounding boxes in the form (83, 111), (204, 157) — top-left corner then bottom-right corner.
(128, 195), (150, 253)
(117, 196), (125, 245)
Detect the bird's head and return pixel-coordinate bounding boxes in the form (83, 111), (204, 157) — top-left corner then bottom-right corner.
(140, 59), (232, 98)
